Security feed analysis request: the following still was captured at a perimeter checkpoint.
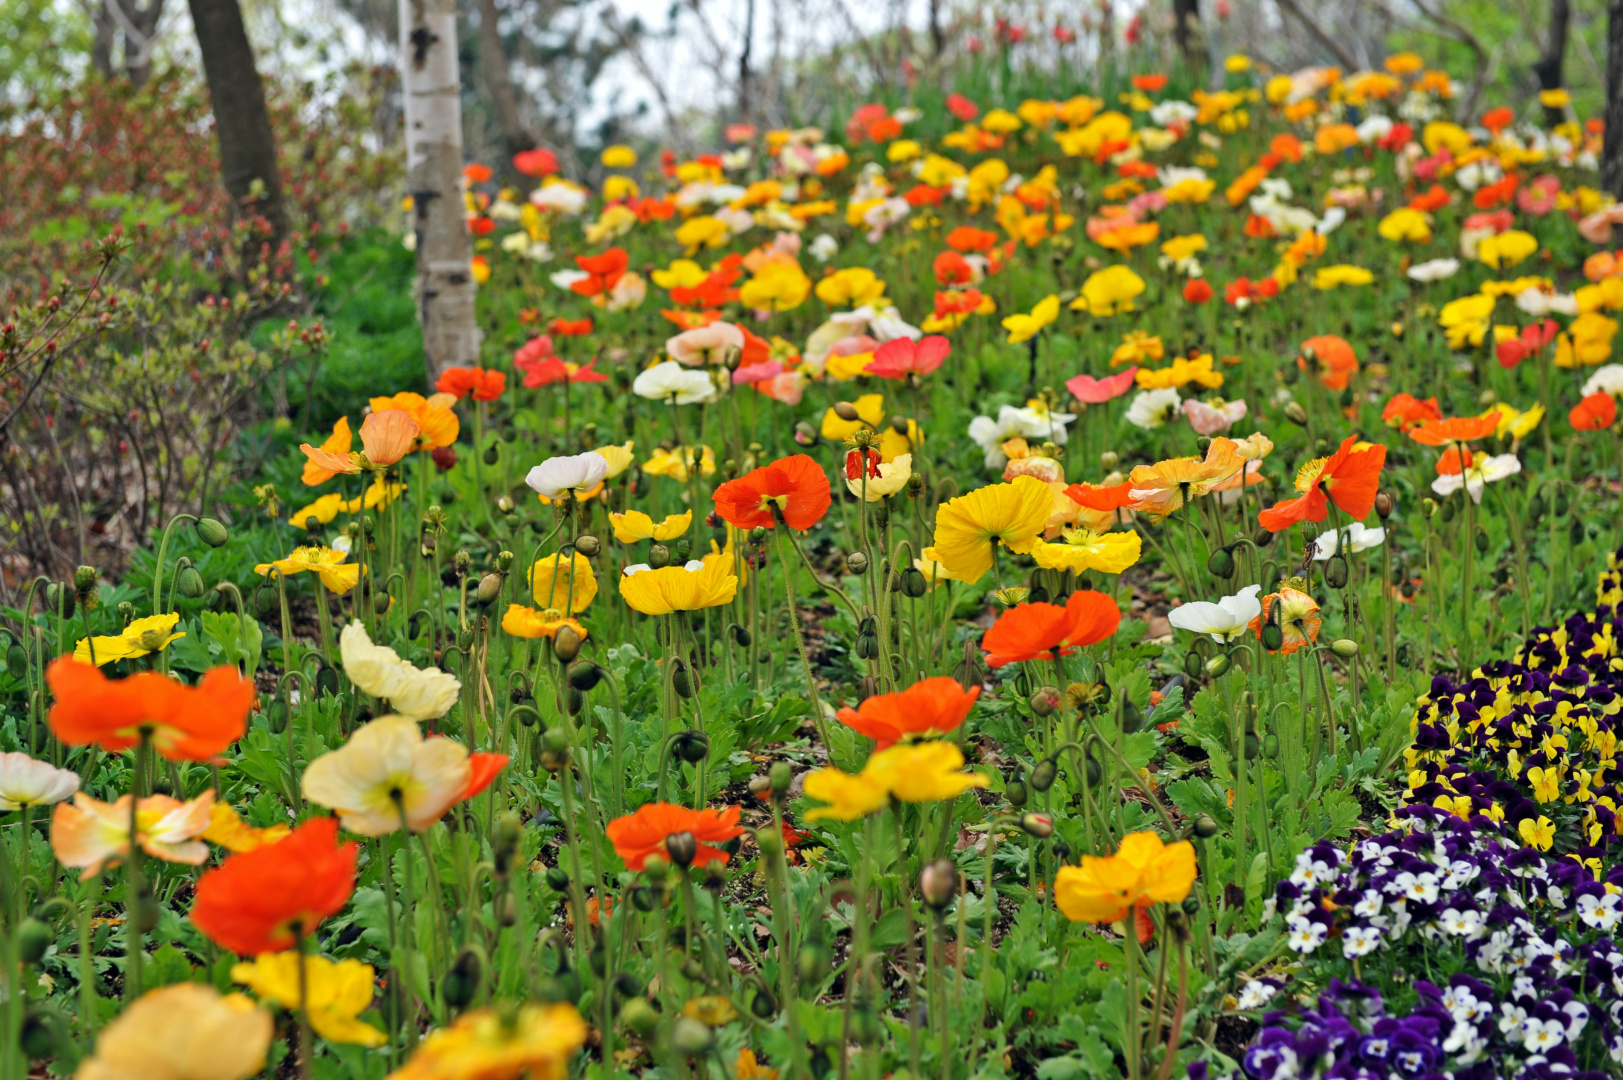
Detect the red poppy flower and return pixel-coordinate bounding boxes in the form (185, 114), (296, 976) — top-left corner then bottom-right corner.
(1495, 320), (1559, 368)
(1116, 160), (1159, 179)
(1378, 123), (1413, 152)
(1257, 434), (1387, 532)
(605, 803), (745, 870)
(946, 93), (980, 121)
(1131, 74), (1168, 92)
(458, 753), (510, 802)
(713, 454), (832, 531)
(47, 657), (254, 762)
(550, 317), (593, 337)
(1570, 392), (1617, 431)
(1481, 106), (1515, 135)
(1063, 481), (1135, 512)
(834, 677), (981, 750)
(1472, 174), (1520, 211)
(1382, 392), (1443, 431)
(982, 590), (1122, 667)
(462, 163), (493, 184)
(570, 249), (628, 298)
(189, 816), (358, 955)
(1408, 414), (1501, 446)
(1182, 279), (1214, 305)
(469, 216), (496, 237)
(516, 352), (608, 388)
(866, 336), (950, 380)
(933, 251), (975, 286)
(946, 227), (998, 253)
(513, 148), (559, 177)
(435, 366), (507, 402)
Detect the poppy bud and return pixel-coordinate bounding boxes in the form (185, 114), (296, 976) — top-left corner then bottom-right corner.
(1243, 730), (1260, 760)
(16, 917), (52, 964)
(755, 826), (784, 858)
(492, 811), (523, 876)
(456, 627), (474, 648)
(1555, 492), (1569, 516)
(770, 760), (792, 793)
(619, 997), (658, 1038)
(672, 537), (692, 562)
(664, 830), (699, 868)
(1019, 813), (1055, 838)
(46, 583), (74, 619)
(176, 565), (206, 599)
(796, 940), (830, 983)
(1192, 814), (1219, 839)
(731, 622), (752, 647)
(1331, 638), (1359, 658)
(1099, 451), (1119, 470)
(671, 659), (694, 698)
(315, 665), (339, 696)
(1029, 757), (1058, 792)
(1438, 499), (1456, 523)
(1261, 621), (1284, 652)
(19, 1010), (57, 1061)
(1375, 491), (1395, 519)
(845, 551), (869, 575)
(372, 587), (392, 615)
(793, 421), (818, 446)
(567, 661), (601, 691)
(195, 517), (229, 547)
(1205, 653), (1232, 677)
(482, 442), (499, 465)
(1183, 651), (1204, 679)
(890, 414), (911, 434)
(1570, 518), (1586, 545)
(1206, 545), (1235, 578)
(674, 730), (710, 763)
(1283, 401), (1308, 425)
(544, 864), (571, 891)
(1029, 685), (1062, 716)
(614, 973), (644, 999)
(574, 533), (601, 558)
(497, 494), (515, 515)
(1324, 554), (1349, 590)
(1252, 528), (1274, 548)
(1263, 732), (1279, 758)
(1475, 526), (1491, 554)
(1005, 780), (1029, 807)
(750, 989), (777, 1019)
(900, 567), (927, 597)
(1338, 387), (1354, 409)
(475, 572), (503, 607)
(264, 700), (288, 735)
(856, 631), (880, 660)
(919, 859), (958, 909)
(7, 643), (27, 680)
(553, 626), (582, 663)
(833, 401), (860, 422)
(648, 543), (670, 569)
(1120, 698), (1143, 733)
(1083, 753), (1103, 785)
(642, 854), (670, 882)
(443, 946), (485, 1008)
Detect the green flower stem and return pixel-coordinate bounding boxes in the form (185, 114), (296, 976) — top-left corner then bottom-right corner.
(773, 528), (831, 748)
(124, 732), (150, 1002)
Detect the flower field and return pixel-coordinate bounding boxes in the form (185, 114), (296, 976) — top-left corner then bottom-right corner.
(10, 48), (1623, 1080)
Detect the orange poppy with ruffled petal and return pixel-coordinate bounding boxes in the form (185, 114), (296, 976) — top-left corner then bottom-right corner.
(189, 816), (358, 955)
(605, 803), (745, 870)
(1298, 335), (1358, 391)
(982, 590), (1121, 667)
(1570, 392), (1617, 431)
(835, 678), (981, 750)
(47, 657), (254, 762)
(358, 409), (420, 467)
(713, 454), (832, 531)
(1408, 414), (1501, 446)
(435, 367), (508, 402)
(1257, 435), (1386, 532)
(1063, 481), (1135, 512)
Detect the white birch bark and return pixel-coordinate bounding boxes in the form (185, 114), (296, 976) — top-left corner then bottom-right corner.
(401, 0), (481, 377)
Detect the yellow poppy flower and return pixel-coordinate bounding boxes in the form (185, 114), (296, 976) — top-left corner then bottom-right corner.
(1377, 208), (1432, 243)
(1073, 266), (1146, 317)
(820, 393), (885, 440)
(596, 441), (636, 479)
(1031, 529), (1142, 575)
(74, 983), (272, 1080)
(1002, 295), (1061, 344)
(1556, 312), (1618, 367)
(825, 350), (876, 381)
(288, 492), (348, 530)
(1438, 293), (1495, 349)
(530, 551), (598, 614)
(232, 952), (387, 1047)
(815, 267), (887, 307)
(610, 509), (693, 543)
(388, 1003), (587, 1080)
(73, 612), (185, 667)
(255, 547), (362, 596)
(302, 714), (471, 835)
(930, 475), (1054, 583)
(201, 801), (291, 854)
(1112, 331), (1165, 366)
(803, 741), (988, 822)
(676, 216), (730, 255)
(501, 605), (588, 642)
(652, 259), (709, 290)
(1054, 831), (1197, 923)
(601, 144), (637, 168)
(740, 263), (812, 312)
(1477, 230), (1538, 269)
(1159, 234), (1207, 263)
(617, 553), (738, 615)
(1135, 353), (1223, 391)
(1311, 265), (1374, 290)
(643, 445), (716, 483)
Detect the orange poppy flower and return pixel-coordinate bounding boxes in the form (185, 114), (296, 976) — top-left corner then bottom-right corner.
(1408, 414), (1501, 446)
(1063, 481), (1135, 513)
(46, 657), (254, 761)
(369, 392), (460, 450)
(358, 409), (420, 467)
(1382, 393), (1443, 431)
(713, 454), (831, 531)
(1131, 73), (1168, 92)
(301, 416), (353, 485)
(570, 248), (628, 297)
(605, 803), (745, 870)
(551, 317), (595, 336)
(934, 251), (975, 285)
(435, 367), (508, 402)
(189, 816), (358, 955)
(1298, 335), (1358, 391)
(1127, 438), (1243, 518)
(459, 752), (511, 803)
(463, 163), (493, 183)
(1257, 434), (1386, 532)
(1408, 184), (1450, 213)
(1248, 588), (1322, 655)
(982, 590), (1121, 667)
(1270, 133), (1304, 163)
(1481, 106), (1514, 135)
(1570, 392), (1617, 431)
(834, 677), (981, 750)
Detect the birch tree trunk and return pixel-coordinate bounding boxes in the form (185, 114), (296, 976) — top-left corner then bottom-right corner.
(401, 0), (481, 381)
(1606, 0), (1623, 197)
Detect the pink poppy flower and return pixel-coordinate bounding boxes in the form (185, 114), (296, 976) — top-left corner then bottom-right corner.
(866, 335), (951, 379)
(1579, 205), (1623, 244)
(733, 360), (785, 384)
(1183, 398), (1248, 435)
(1065, 367), (1138, 404)
(1464, 209), (1513, 235)
(1516, 175), (1561, 217)
(755, 372), (806, 405)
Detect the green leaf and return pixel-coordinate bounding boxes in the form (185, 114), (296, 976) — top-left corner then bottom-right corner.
(869, 907), (910, 950)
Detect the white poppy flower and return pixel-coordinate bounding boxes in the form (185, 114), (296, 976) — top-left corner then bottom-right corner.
(810, 234), (839, 262)
(667, 322), (745, 367)
(967, 403), (1076, 467)
(1432, 453), (1522, 503)
(1514, 288), (1577, 316)
(1167, 584), (1262, 643)
(1582, 364), (1623, 398)
(339, 621), (461, 721)
(1311, 522), (1386, 560)
(1125, 388), (1183, 430)
(526, 452), (610, 499)
(632, 361), (716, 404)
(0, 751), (80, 810)
(530, 184), (587, 215)
(548, 269), (589, 292)
(1407, 258), (1460, 282)
(867, 306), (924, 343)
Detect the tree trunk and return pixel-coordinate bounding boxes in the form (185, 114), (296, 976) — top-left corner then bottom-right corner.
(473, 0), (535, 162)
(401, 0), (481, 381)
(1532, 0), (1571, 125)
(1606, 0), (1623, 197)
(738, 0), (755, 125)
(1171, 0), (1209, 85)
(928, 0), (943, 59)
(120, 0), (164, 86)
(187, 0), (288, 249)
